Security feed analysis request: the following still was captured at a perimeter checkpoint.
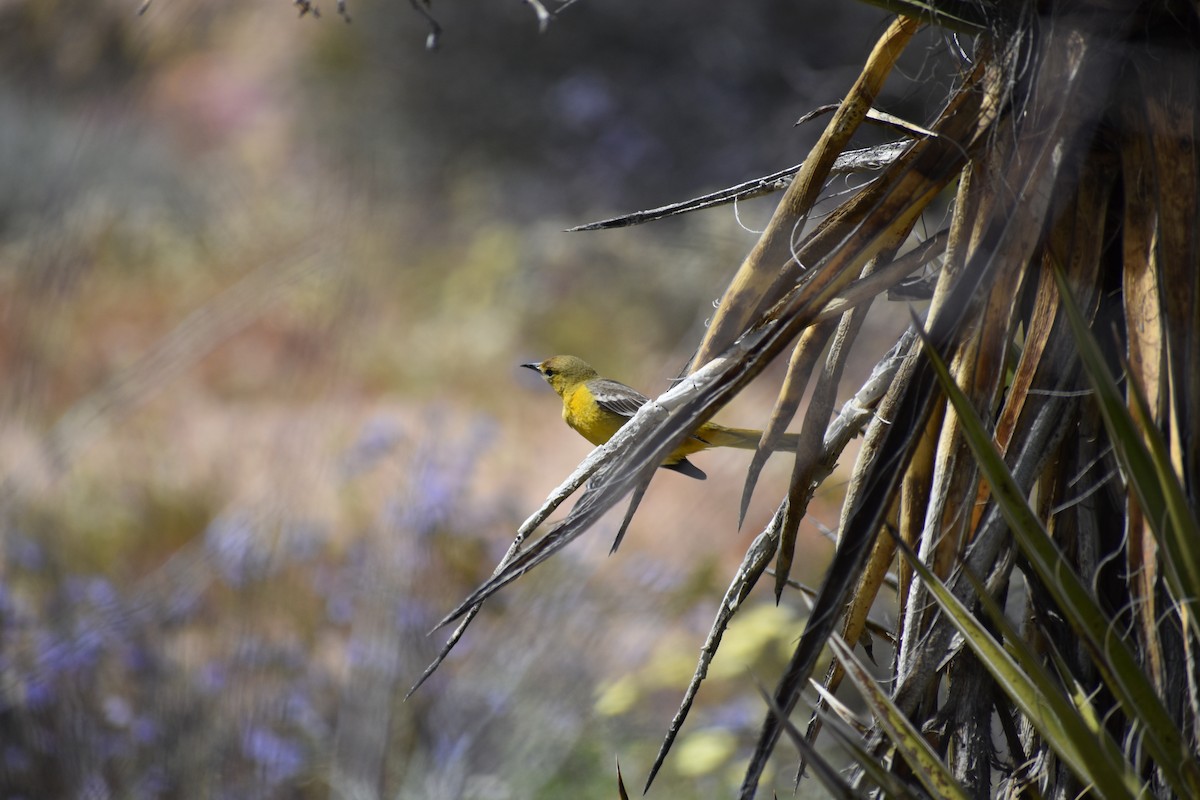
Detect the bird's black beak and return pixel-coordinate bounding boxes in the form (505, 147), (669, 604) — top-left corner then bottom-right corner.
(520, 362), (542, 374)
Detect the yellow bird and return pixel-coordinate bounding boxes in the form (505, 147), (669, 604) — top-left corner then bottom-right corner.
(521, 355), (799, 480)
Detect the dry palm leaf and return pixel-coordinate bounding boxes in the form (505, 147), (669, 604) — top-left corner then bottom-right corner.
(426, 3), (1200, 798)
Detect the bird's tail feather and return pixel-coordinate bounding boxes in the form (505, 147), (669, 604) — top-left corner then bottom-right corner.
(700, 425), (801, 452)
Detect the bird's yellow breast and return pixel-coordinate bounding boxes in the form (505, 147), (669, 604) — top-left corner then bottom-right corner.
(562, 383), (626, 446)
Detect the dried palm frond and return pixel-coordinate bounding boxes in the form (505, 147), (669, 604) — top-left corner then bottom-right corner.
(427, 1), (1200, 796)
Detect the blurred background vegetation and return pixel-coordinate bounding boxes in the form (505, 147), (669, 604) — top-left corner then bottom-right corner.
(0, 0), (951, 795)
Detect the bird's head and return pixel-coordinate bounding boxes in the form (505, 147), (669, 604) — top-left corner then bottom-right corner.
(520, 355), (599, 396)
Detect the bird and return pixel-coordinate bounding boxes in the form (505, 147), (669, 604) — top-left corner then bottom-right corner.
(521, 354), (800, 480)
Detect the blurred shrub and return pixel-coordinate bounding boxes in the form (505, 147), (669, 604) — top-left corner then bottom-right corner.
(0, 413), (554, 798)
(0, 0), (904, 795)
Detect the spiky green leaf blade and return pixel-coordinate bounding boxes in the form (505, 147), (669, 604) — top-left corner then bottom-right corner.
(1051, 265), (1200, 638)
(1038, 633), (1103, 732)
(958, 566), (1140, 792)
(828, 634), (971, 800)
(895, 535), (1140, 800)
(806, 703), (920, 800)
(917, 317), (1185, 797)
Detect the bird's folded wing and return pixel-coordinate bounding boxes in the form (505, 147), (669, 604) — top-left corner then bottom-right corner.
(590, 376), (710, 450)
(589, 376), (711, 449)
(588, 378), (650, 419)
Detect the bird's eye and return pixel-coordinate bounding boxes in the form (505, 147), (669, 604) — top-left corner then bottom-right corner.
(543, 368), (555, 377)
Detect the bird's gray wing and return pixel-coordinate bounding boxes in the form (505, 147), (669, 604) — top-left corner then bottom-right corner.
(590, 377), (711, 444)
(587, 378), (650, 419)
